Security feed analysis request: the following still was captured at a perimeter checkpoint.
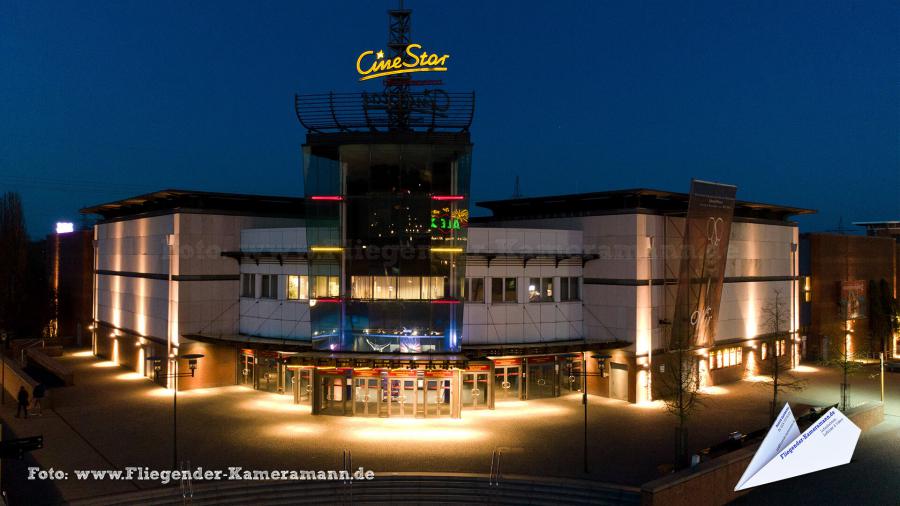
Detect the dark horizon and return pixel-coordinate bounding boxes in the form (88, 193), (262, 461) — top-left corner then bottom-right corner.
(2, 0), (898, 237)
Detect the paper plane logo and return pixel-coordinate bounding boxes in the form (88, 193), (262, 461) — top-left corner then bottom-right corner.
(735, 403), (861, 491)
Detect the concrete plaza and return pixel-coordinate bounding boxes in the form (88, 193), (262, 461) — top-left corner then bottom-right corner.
(2, 350), (898, 504)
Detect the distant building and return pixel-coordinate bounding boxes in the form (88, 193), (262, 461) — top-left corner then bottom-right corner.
(49, 228), (93, 345)
(800, 230), (898, 361)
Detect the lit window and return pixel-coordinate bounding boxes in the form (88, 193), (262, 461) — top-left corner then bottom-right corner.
(312, 275), (340, 298)
(398, 276), (421, 300)
(287, 275), (308, 300)
(528, 278), (553, 302)
(710, 346), (743, 370)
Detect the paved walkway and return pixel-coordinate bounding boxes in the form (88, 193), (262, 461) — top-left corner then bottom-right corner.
(2, 350), (899, 503)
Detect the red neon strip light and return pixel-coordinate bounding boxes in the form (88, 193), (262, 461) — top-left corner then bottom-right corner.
(311, 196), (343, 201)
(430, 299), (461, 304)
(314, 298), (342, 303)
(431, 195), (465, 201)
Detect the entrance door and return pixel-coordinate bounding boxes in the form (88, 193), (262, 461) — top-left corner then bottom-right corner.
(609, 362), (628, 401)
(561, 358), (583, 394)
(494, 366), (521, 401)
(258, 358), (279, 393)
(354, 377), (380, 416)
(292, 368), (313, 404)
(320, 375), (349, 415)
(526, 363), (558, 399)
(424, 379), (451, 417)
(462, 372), (489, 408)
(388, 378), (417, 417)
(239, 354), (255, 387)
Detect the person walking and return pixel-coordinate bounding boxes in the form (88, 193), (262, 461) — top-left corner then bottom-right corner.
(31, 383), (45, 415)
(16, 386), (29, 419)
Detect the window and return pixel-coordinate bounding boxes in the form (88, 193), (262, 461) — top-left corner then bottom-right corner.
(260, 275), (278, 299)
(351, 276), (373, 299)
(467, 277), (484, 302)
(241, 274), (256, 298)
(709, 346), (742, 370)
(398, 276), (420, 300)
(491, 277), (517, 303)
(312, 275), (340, 298)
(287, 275), (308, 300)
(560, 277), (580, 301)
(349, 275), (447, 300)
(528, 278), (553, 302)
(422, 276), (447, 299)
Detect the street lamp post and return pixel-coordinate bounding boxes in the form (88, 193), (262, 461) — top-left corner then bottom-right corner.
(1, 332), (6, 405)
(149, 353), (204, 470)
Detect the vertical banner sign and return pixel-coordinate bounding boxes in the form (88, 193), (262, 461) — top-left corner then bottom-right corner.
(671, 180), (737, 349)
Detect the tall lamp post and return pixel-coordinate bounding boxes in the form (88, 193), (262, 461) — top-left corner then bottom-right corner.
(148, 353), (204, 470)
(1, 332), (6, 405)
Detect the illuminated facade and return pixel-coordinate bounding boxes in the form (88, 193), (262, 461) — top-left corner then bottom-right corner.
(80, 5), (815, 416)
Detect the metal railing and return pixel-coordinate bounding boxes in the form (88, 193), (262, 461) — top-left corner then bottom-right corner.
(295, 91), (475, 133)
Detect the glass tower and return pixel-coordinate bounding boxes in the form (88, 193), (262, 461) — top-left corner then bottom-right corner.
(304, 138), (472, 354)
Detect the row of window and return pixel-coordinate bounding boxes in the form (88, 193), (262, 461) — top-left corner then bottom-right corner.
(241, 273), (582, 304)
(465, 277), (581, 304)
(760, 339), (787, 361)
(708, 339), (789, 370)
(709, 346), (743, 370)
(242, 274), (339, 300)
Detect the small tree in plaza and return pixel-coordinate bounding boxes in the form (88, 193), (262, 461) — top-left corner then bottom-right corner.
(758, 289), (807, 422)
(658, 334), (703, 470)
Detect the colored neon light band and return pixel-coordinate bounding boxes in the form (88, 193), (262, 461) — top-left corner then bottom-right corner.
(310, 246), (343, 253)
(430, 247), (464, 253)
(311, 196), (343, 201)
(431, 195), (465, 201)
(431, 299), (461, 304)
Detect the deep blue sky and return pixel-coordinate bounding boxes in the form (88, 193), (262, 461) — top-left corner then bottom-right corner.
(2, 0), (898, 237)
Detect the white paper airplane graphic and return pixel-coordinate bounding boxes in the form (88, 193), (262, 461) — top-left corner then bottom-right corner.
(735, 403), (861, 490)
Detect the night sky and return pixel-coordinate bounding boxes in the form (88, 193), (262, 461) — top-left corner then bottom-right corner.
(2, 0), (898, 237)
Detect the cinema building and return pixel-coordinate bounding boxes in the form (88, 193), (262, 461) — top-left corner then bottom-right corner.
(82, 6), (812, 418)
(83, 181), (811, 416)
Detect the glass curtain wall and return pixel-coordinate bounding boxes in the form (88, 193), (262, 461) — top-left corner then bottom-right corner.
(304, 140), (472, 354)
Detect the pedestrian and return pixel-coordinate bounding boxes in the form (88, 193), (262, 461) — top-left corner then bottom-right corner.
(16, 386), (28, 419)
(32, 383), (45, 415)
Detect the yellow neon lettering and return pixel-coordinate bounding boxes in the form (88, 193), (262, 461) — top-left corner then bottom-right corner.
(356, 50), (374, 75)
(356, 43), (450, 81)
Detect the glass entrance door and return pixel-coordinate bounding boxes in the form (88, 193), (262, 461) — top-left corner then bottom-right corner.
(320, 375), (349, 415)
(388, 378), (417, 417)
(424, 378), (451, 417)
(291, 368), (313, 404)
(526, 362), (558, 399)
(494, 366), (521, 401)
(239, 354), (255, 387)
(354, 377), (380, 416)
(561, 357), (583, 394)
(462, 372), (489, 408)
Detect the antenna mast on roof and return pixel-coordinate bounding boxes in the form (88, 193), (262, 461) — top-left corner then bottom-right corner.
(386, 0), (412, 130)
(512, 176), (522, 198)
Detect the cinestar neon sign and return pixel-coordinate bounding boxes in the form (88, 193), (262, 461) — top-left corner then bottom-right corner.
(356, 44), (449, 81)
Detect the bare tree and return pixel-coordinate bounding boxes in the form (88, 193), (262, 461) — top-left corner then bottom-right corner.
(758, 289), (806, 421)
(658, 332), (703, 469)
(0, 192), (29, 335)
